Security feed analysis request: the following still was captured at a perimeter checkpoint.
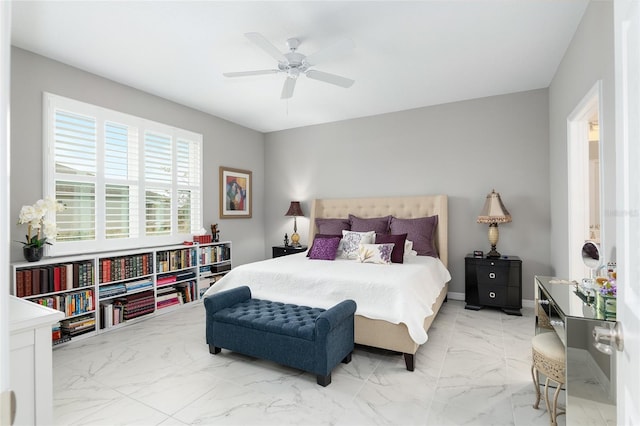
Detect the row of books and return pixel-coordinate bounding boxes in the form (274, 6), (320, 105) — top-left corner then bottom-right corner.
(199, 245), (231, 265)
(31, 289), (95, 317)
(100, 301), (125, 329)
(156, 248), (198, 272)
(98, 278), (153, 299)
(15, 260), (94, 298)
(156, 281), (196, 309)
(99, 253), (153, 284)
(120, 290), (155, 321)
(60, 314), (96, 337)
(197, 275), (218, 298)
(193, 235), (213, 244)
(157, 271), (196, 286)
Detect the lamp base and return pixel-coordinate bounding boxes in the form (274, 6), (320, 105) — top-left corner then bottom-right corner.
(486, 246), (501, 258)
(290, 232), (301, 248)
(486, 223), (501, 258)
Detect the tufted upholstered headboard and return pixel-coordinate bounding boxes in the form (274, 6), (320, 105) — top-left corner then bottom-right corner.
(308, 195), (448, 268)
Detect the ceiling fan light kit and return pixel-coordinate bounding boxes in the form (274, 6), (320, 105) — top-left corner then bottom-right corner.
(223, 32), (355, 99)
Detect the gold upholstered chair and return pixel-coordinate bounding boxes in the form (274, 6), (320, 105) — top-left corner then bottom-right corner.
(531, 331), (566, 426)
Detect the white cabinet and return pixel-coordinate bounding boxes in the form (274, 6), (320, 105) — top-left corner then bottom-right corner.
(10, 296), (64, 425)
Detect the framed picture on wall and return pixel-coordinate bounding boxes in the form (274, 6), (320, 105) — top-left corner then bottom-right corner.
(219, 166), (252, 218)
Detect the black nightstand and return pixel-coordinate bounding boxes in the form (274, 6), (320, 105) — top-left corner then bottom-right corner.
(272, 245), (308, 258)
(465, 254), (522, 315)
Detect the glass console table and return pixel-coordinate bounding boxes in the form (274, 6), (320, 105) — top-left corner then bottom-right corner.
(535, 276), (616, 425)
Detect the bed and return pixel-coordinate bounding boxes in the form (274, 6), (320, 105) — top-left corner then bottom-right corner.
(205, 195), (450, 370)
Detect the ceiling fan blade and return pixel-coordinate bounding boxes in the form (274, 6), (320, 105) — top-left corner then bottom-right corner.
(223, 69), (280, 78)
(305, 70), (354, 88)
(281, 77), (297, 99)
(304, 38), (355, 66)
(244, 32), (287, 63)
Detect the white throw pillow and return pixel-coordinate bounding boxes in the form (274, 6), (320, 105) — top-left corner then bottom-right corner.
(339, 230), (376, 259)
(357, 243), (395, 264)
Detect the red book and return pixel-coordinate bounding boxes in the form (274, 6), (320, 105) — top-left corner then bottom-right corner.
(54, 266), (62, 292)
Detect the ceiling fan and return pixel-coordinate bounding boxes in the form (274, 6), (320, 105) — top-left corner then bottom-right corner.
(223, 32), (355, 99)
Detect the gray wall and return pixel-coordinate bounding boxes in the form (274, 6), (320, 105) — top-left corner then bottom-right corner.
(264, 89), (551, 300)
(548, 1), (615, 277)
(10, 47), (266, 266)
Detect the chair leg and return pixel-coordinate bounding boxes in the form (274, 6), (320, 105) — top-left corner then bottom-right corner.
(551, 380), (563, 426)
(531, 364), (541, 409)
(543, 377), (556, 426)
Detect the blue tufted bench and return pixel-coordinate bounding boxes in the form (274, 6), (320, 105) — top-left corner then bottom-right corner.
(204, 286), (356, 386)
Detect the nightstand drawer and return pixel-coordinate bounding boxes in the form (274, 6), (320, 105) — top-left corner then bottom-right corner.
(478, 282), (507, 307)
(476, 262), (511, 286)
(272, 245), (308, 258)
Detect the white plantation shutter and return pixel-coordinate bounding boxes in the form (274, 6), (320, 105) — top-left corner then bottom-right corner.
(105, 122), (139, 239)
(54, 110), (97, 176)
(55, 180), (96, 242)
(43, 93), (203, 255)
(176, 139), (201, 234)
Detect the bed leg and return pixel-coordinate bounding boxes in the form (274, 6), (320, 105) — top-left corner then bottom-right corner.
(403, 353), (415, 371)
(342, 352), (352, 364)
(209, 345), (221, 354)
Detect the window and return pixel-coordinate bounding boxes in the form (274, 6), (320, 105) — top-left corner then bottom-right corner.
(44, 93), (203, 255)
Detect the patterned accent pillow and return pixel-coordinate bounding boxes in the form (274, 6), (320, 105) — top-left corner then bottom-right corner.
(357, 243), (395, 264)
(307, 234), (342, 257)
(375, 233), (407, 263)
(308, 236), (342, 260)
(339, 230), (376, 259)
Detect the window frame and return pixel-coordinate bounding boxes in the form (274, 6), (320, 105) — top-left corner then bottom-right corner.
(43, 93), (203, 256)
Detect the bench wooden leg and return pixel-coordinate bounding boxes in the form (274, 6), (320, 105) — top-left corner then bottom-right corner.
(403, 353), (415, 371)
(209, 345), (221, 355)
(342, 353), (352, 364)
(317, 374), (332, 387)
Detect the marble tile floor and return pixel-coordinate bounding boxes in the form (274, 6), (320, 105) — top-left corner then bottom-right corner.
(52, 299), (563, 426)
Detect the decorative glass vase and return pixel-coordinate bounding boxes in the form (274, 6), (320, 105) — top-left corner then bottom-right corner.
(23, 246), (44, 262)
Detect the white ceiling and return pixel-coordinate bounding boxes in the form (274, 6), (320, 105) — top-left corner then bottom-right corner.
(11, 1), (589, 133)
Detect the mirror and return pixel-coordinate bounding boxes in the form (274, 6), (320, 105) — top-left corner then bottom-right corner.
(582, 240), (603, 275)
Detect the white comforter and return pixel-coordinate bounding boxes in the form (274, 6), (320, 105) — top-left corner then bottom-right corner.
(203, 253), (451, 344)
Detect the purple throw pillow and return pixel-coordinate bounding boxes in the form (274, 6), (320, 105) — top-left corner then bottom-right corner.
(307, 234), (342, 257)
(389, 216), (439, 258)
(375, 233), (408, 263)
(349, 214), (391, 234)
(308, 236), (342, 260)
(315, 218), (351, 235)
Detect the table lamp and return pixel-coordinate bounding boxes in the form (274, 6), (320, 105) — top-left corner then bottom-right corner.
(477, 189), (512, 258)
(285, 201), (304, 247)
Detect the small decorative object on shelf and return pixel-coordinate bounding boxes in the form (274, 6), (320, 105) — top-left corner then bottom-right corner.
(23, 246), (44, 262)
(16, 196), (65, 262)
(211, 223), (220, 242)
(596, 277), (617, 319)
(284, 233), (289, 247)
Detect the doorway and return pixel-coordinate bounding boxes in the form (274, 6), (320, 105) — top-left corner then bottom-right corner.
(567, 81), (604, 280)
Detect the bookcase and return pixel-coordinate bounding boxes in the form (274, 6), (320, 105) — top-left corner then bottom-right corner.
(11, 241), (232, 346)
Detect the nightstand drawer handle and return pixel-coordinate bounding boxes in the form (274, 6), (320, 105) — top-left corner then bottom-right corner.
(489, 291), (496, 299)
(489, 272), (496, 279)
